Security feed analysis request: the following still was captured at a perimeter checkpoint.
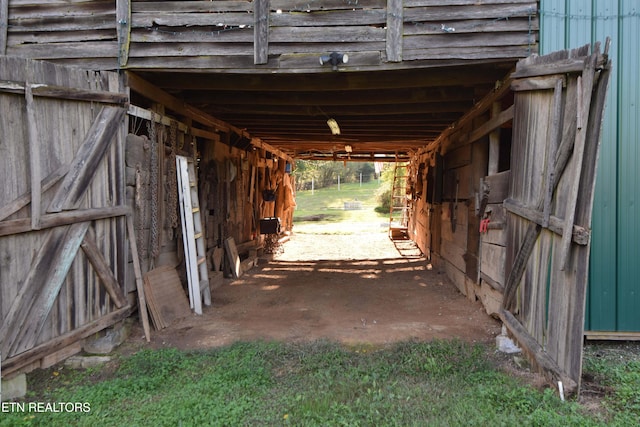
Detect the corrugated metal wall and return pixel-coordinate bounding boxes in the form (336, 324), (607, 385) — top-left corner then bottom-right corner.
(540, 0), (640, 332)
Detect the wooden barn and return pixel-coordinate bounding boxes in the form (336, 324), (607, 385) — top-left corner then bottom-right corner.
(1, 0), (612, 397)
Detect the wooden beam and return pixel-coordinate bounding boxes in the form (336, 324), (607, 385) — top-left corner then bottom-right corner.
(116, 0), (131, 67)
(253, 0), (269, 65)
(48, 106), (126, 213)
(0, 80), (128, 104)
(0, 0), (7, 56)
(0, 205), (130, 237)
(503, 199), (590, 245)
(386, 0), (403, 62)
(469, 104), (514, 145)
(25, 82), (42, 230)
(80, 232), (128, 309)
(488, 102), (502, 175)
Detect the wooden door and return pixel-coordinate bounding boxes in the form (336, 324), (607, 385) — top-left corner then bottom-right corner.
(0, 57), (129, 376)
(501, 42), (611, 395)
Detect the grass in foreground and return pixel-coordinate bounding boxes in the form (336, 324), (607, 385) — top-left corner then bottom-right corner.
(3, 340), (637, 426)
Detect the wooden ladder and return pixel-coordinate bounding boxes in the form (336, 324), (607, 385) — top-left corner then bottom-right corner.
(388, 161), (409, 239)
(176, 155), (211, 315)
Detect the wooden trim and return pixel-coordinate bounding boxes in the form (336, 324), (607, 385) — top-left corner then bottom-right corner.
(25, 81), (42, 230)
(0, 0), (7, 56)
(500, 309), (577, 396)
(0, 205), (130, 237)
(116, 0), (131, 67)
(585, 331), (640, 341)
(0, 80), (128, 105)
(503, 199), (590, 245)
(385, 0), (403, 62)
(253, 0), (269, 65)
(511, 75), (566, 91)
(1, 305), (133, 376)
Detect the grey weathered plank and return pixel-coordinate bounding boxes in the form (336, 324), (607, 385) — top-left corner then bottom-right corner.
(386, 0), (403, 63)
(0, 80), (127, 104)
(116, 0), (131, 66)
(81, 232), (128, 309)
(126, 214), (151, 342)
(25, 81), (42, 230)
(559, 53), (597, 270)
(253, 0), (269, 65)
(0, 205), (129, 237)
(0, 0), (8, 55)
(48, 106), (125, 213)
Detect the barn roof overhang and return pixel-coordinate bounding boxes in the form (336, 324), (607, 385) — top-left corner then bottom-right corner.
(131, 58), (516, 162)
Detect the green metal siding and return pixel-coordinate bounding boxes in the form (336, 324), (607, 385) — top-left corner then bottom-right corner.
(540, 0), (640, 332)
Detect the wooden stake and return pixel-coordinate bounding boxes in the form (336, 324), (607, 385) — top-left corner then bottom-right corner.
(126, 214), (151, 342)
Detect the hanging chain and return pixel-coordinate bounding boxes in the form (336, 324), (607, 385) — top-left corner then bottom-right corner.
(167, 122), (179, 229)
(147, 120), (160, 260)
(134, 161), (147, 259)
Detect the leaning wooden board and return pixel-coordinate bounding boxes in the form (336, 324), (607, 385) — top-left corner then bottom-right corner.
(143, 265), (191, 330)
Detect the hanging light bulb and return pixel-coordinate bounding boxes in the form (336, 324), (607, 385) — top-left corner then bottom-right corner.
(327, 118), (341, 135)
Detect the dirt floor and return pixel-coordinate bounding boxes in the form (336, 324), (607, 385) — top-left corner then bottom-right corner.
(135, 229), (502, 351)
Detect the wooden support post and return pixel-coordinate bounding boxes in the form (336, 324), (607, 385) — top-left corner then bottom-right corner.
(386, 0), (403, 62)
(0, 0), (8, 55)
(488, 102), (501, 175)
(116, 0), (131, 67)
(126, 214), (151, 342)
(254, 0), (269, 65)
(25, 80), (42, 230)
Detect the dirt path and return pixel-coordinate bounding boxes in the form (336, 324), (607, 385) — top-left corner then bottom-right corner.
(135, 229), (501, 351)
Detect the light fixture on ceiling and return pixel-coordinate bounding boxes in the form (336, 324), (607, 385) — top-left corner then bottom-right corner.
(327, 118), (341, 135)
(319, 52), (349, 71)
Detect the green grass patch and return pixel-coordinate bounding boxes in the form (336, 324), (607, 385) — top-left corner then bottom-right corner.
(2, 340), (628, 426)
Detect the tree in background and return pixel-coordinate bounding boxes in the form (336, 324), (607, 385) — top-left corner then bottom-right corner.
(293, 160), (376, 190)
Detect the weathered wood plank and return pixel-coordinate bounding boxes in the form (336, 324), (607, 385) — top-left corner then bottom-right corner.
(25, 81), (42, 230)
(0, 206), (129, 237)
(126, 214), (151, 342)
(386, 0), (403, 62)
(404, 3), (536, 21)
(0, 0), (8, 55)
(116, 0), (131, 67)
(48, 106), (126, 213)
(1, 221), (90, 356)
(0, 80), (128, 104)
(512, 75), (566, 91)
(469, 105), (513, 144)
(133, 1), (255, 13)
(80, 232), (128, 309)
(253, 0), (269, 65)
(503, 199), (590, 245)
(559, 54), (597, 270)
